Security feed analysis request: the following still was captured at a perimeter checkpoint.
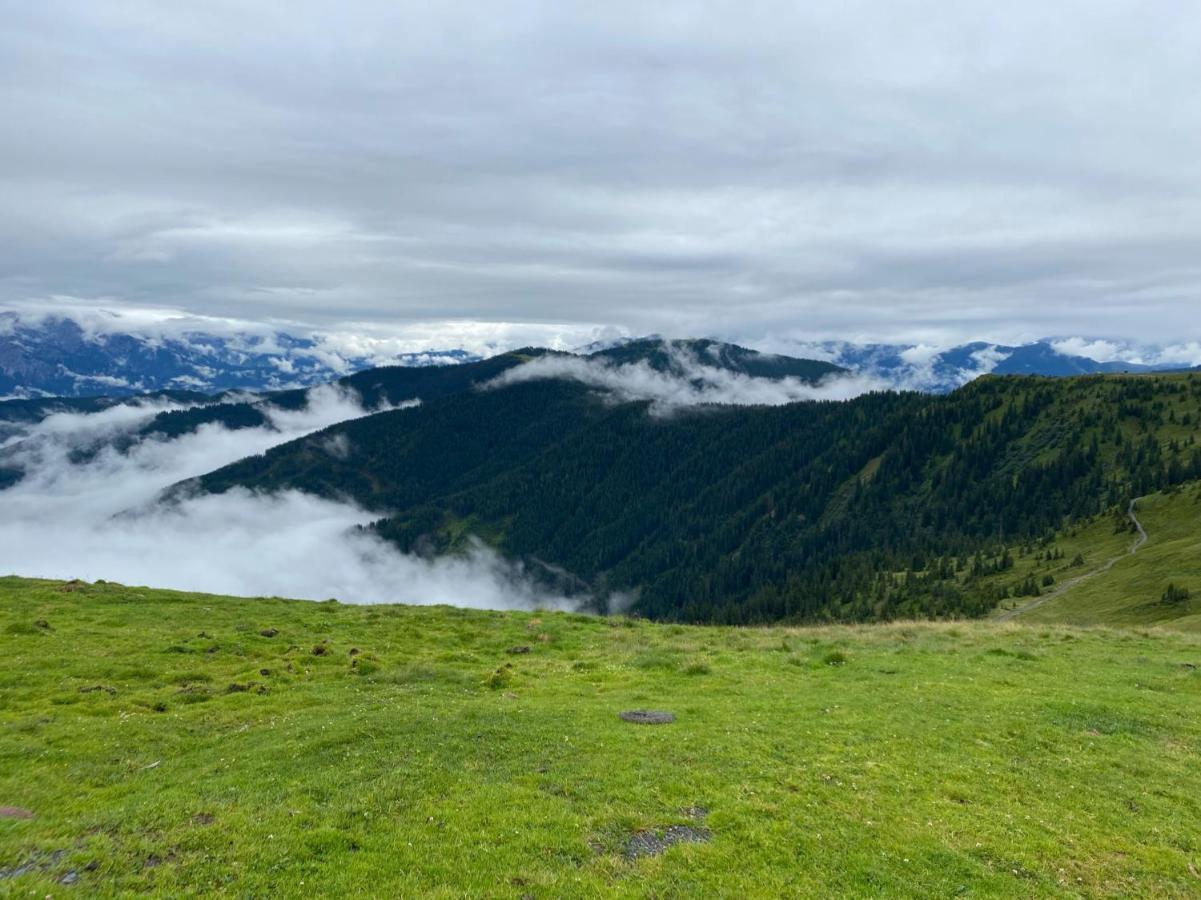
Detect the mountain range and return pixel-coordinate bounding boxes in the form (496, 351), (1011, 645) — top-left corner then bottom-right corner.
(169, 342), (1198, 622)
(4, 310), (1198, 399)
(4, 333), (1200, 626)
(0, 312), (478, 399)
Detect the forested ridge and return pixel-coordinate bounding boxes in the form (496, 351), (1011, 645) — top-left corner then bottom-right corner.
(185, 354), (1201, 623)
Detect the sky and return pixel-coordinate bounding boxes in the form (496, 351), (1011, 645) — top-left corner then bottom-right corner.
(2, 1), (1199, 348)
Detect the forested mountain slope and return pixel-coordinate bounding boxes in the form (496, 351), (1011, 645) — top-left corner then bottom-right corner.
(590, 338), (846, 381)
(185, 370), (1201, 623)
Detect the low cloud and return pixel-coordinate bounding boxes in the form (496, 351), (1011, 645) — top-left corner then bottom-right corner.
(0, 388), (569, 610)
(485, 346), (888, 413)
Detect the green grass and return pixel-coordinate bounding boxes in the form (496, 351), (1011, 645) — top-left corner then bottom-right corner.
(1002, 485), (1201, 631)
(3, 578), (1201, 896)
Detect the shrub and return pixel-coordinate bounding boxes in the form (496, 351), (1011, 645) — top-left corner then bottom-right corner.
(1162, 584), (1191, 605)
(485, 666), (514, 690)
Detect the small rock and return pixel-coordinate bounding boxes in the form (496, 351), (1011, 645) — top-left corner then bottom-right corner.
(348, 648), (360, 656)
(506, 646), (531, 655)
(60, 871), (78, 885)
(619, 710), (676, 725)
(624, 824), (711, 859)
(260, 628), (279, 638)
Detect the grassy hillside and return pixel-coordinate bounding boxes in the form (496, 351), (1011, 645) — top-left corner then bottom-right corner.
(3, 577), (1201, 897)
(1010, 484), (1201, 630)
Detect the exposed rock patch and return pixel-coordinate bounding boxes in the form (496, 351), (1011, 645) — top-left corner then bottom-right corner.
(625, 824), (711, 859)
(619, 710), (675, 725)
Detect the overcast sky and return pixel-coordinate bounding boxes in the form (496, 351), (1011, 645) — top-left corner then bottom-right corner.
(2, 1), (1199, 347)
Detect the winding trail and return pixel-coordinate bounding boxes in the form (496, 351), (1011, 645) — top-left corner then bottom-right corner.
(996, 497), (1147, 622)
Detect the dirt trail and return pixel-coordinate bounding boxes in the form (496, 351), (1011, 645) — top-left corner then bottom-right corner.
(996, 498), (1147, 622)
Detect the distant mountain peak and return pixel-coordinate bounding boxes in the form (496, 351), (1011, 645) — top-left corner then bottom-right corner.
(0, 312), (480, 399)
(588, 337), (847, 384)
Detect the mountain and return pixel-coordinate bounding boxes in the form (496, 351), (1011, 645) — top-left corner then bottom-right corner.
(0, 312), (479, 399)
(590, 338), (846, 382)
(182, 348), (1201, 623)
(819, 339), (1170, 391)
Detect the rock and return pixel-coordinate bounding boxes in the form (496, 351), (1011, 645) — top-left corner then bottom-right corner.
(259, 628), (279, 638)
(506, 645), (531, 654)
(625, 825), (711, 859)
(619, 710), (676, 725)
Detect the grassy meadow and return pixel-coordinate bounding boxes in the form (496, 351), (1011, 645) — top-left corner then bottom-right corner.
(3, 577), (1201, 897)
(1015, 486), (1201, 631)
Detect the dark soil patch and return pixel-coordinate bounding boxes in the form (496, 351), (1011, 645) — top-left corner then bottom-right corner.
(79, 685), (116, 695)
(619, 710), (676, 725)
(507, 645), (531, 655)
(0, 849), (64, 881)
(625, 825), (711, 859)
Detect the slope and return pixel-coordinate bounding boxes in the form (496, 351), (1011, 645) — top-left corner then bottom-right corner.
(1010, 485), (1201, 630)
(3, 576), (1201, 897)
(590, 337), (846, 382)
(185, 371), (1201, 623)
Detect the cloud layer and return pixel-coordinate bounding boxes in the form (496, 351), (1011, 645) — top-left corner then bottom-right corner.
(0, 388), (568, 609)
(2, 2), (1199, 344)
(487, 347), (886, 412)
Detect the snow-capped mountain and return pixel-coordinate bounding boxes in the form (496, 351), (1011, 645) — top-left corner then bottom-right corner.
(798, 340), (1196, 392)
(0, 312), (479, 399)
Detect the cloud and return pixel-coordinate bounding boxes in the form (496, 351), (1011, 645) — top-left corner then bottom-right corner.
(1049, 336), (1201, 368)
(0, 388), (570, 610)
(1050, 337), (1128, 363)
(1, 3), (1199, 344)
(485, 345), (888, 412)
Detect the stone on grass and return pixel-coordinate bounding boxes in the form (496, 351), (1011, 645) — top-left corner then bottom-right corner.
(619, 710), (676, 725)
(624, 825), (711, 859)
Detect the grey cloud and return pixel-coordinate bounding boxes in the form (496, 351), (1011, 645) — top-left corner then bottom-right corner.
(1, 1), (1199, 342)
